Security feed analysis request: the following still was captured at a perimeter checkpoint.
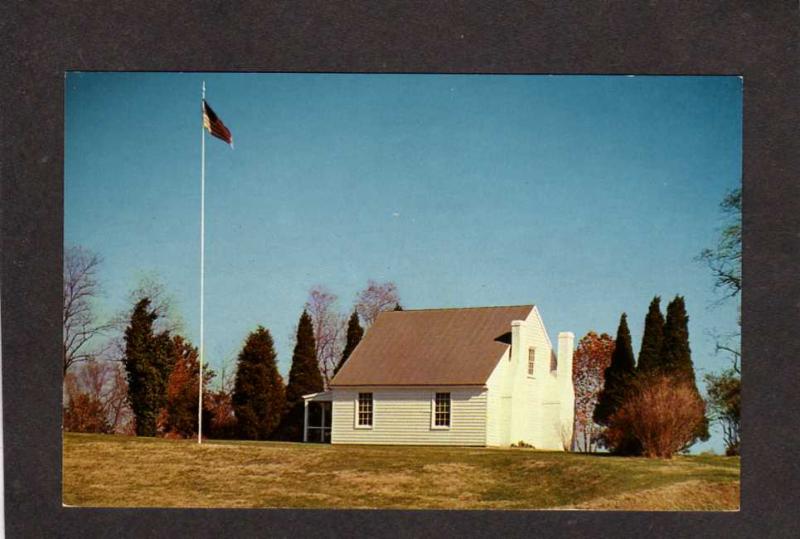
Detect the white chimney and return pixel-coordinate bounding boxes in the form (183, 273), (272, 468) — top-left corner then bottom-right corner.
(510, 320), (524, 362)
(557, 331), (575, 449)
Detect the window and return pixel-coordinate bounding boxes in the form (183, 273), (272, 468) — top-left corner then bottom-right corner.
(528, 348), (536, 377)
(357, 392), (373, 427)
(433, 392), (451, 428)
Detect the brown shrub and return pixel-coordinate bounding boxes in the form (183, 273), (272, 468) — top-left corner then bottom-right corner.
(605, 375), (706, 458)
(207, 389), (237, 439)
(64, 392), (111, 433)
(63, 361), (133, 434)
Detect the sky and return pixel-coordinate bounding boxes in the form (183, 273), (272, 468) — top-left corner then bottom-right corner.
(65, 73), (741, 453)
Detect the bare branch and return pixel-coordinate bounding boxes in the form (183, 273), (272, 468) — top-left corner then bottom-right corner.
(696, 187), (742, 300)
(63, 246), (109, 374)
(305, 286), (347, 386)
(108, 273), (184, 337)
(355, 280), (400, 328)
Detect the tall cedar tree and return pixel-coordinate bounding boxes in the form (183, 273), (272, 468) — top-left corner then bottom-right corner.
(123, 298), (174, 436)
(661, 295), (709, 443)
(232, 326), (285, 440)
(637, 296), (665, 375)
(662, 296), (694, 379)
(160, 335), (214, 438)
(334, 311), (364, 376)
(594, 313), (640, 455)
(594, 313), (636, 425)
(277, 311), (324, 440)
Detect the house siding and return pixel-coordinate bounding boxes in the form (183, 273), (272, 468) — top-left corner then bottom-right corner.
(331, 387), (487, 445)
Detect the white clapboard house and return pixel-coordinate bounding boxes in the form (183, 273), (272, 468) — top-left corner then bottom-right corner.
(302, 305), (574, 449)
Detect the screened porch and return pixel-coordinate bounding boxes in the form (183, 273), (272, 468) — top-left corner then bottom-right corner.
(302, 391), (332, 443)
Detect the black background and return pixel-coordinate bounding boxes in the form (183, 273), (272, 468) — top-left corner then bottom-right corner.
(2, 1), (799, 537)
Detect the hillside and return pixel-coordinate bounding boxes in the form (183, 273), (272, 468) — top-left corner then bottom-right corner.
(63, 433), (739, 510)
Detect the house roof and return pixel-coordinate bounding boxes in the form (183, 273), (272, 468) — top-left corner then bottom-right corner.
(329, 305), (534, 387)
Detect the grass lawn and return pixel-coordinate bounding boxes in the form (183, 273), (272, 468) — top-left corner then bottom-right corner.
(63, 433), (739, 510)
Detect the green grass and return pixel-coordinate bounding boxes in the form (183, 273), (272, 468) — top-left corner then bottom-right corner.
(63, 433), (739, 510)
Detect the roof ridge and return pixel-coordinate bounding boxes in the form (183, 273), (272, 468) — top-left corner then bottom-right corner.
(386, 304), (534, 312)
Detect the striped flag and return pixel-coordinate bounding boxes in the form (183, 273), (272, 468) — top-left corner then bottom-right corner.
(202, 100), (233, 146)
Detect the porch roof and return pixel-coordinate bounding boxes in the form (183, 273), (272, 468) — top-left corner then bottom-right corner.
(302, 391), (333, 402)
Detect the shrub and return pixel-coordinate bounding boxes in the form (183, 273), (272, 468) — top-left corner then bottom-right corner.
(159, 336), (214, 439)
(207, 388), (237, 439)
(605, 375), (706, 458)
(63, 363), (131, 434)
(511, 440), (534, 449)
(63, 393), (112, 434)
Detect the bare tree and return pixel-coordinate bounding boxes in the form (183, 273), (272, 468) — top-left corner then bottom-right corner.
(697, 188), (741, 300)
(105, 273), (184, 362)
(63, 246), (111, 374)
(207, 357), (236, 439)
(355, 280), (401, 328)
(697, 187), (742, 455)
(214, 356), (236, 395)
(305, 286), (346, 386)
(124, 272), (183, 333)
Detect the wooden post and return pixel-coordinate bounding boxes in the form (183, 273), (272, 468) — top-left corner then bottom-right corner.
(320, 402), (326, 443)
(303, 399), (309, 443)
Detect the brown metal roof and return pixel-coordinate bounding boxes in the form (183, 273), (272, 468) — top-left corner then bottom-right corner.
(330, 305), (534, 387)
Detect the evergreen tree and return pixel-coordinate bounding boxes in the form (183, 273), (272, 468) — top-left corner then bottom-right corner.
(334, 311), (364, 376)
(232, 326), (285, 440)
(123, 298), (175, 437)
(637, 296), (665, 375)
(595, 313), (640, 454)
(277, 311), (324, 440)
(594, 314), (636, 432)
(662, 296), (693, 379)
(661, 295), (709, 443)
(393, 303), (403, 311)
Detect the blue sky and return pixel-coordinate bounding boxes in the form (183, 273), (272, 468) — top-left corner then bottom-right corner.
(65, 73), (741, 452)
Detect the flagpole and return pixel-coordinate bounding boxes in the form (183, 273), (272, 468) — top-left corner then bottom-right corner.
(198, 80), (206, 445)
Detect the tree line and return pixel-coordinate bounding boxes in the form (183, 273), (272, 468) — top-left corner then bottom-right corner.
(216, 280), (400, 440)
(572, 296), (709, 457)
(65, 188), (739, 454)
(572, 188), (741, 457)
(62, 255), (400, 441)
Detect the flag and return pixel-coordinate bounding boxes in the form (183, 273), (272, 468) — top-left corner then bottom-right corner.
(202, 100), (233, 146)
